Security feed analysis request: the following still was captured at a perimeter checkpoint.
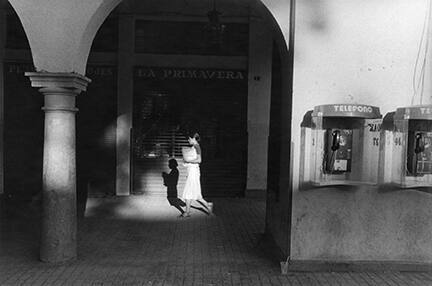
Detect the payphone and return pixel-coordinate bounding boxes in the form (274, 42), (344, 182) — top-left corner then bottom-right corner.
(300, 104), (382, 187)
(379, 105), (432, 188)
(324, 129), (353, 174)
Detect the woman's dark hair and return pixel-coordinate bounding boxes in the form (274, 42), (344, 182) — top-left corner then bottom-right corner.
(187, 132), (200, 142)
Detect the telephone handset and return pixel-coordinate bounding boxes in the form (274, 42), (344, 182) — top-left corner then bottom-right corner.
(324, 129), (353, 174)
(407, 131), (432, 176)
(414, 133), (425, 154)
(331, 130), (341, 151)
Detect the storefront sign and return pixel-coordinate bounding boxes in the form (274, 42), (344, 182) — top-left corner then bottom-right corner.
(333, 105), (373, 113)
(6, 64), (115, 78)
(395, 105), (432, 120)
(134, 67), (246, 81)
(6, 63), (34, 74)
(86, 66), (115, 77)
(313, 104), (381, 119)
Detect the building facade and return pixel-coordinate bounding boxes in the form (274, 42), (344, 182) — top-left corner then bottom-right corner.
(3, 0), (432, 270)
(0, 0), (283, 200)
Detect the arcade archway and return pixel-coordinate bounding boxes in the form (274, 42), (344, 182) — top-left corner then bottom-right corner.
(2, 0), (293, 263)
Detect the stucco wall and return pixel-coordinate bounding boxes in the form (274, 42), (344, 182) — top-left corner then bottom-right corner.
(290, 0), (432, 262)
(247, 14), (273, 190)
(8, 0), (121, 74)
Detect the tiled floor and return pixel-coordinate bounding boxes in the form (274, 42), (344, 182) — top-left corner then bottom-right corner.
(1, 195), (432, 285)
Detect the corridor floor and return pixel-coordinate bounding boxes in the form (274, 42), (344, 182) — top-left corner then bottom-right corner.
(1, 195), (432, 285)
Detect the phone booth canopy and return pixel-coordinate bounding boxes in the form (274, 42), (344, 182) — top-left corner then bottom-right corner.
(379, 105), (432, 188)
(300, 104), (382, 187)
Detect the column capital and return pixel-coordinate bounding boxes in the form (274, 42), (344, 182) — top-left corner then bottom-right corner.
(25, 72), (91, 94)
(25, 72), (91, 113)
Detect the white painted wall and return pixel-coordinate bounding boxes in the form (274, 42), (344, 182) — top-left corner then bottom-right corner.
(292, 0), (429, 190)
(290, 0), (432, 263)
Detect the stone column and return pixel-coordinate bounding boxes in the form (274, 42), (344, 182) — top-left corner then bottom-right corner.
(25, 72), (90, 263)
(116, 12), (134, 196)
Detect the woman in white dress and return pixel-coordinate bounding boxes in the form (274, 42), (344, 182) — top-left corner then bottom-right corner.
(180, 132), (211, 217)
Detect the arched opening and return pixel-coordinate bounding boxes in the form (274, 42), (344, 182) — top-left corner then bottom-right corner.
(130, 18), (249, 198)
(76, 0), (292, 213)
(1, 3), (43, 210)
(0, 0), (293, 266)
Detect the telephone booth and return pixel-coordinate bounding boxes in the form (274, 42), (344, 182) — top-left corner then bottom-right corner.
(379, 105), (432, 188)
(300, 104), (382, 187)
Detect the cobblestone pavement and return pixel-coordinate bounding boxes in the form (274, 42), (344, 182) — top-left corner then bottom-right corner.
(1, 196), (432, 285)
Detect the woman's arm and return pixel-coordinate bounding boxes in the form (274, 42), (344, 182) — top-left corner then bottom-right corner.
(185, 145), (202, 163)
(186, 154), (201, 164)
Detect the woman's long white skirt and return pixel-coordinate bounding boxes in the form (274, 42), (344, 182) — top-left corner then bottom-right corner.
(182, 163), (203, 200)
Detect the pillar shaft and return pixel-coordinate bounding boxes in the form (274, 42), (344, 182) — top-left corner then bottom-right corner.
(26, 72), (90, 263)
(246, 15), (273, 191)
(116, 13), (134, 196)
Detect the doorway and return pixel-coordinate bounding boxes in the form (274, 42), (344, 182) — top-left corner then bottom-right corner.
(132, 67), (248, 197)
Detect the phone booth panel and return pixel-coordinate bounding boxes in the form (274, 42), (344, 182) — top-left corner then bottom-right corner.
(362, 118), (382, 182)
(300, 104), (382, 187)
(379, 112), (398, 185)
(380, 105), (432, 188)
(299, 111), (314, 184)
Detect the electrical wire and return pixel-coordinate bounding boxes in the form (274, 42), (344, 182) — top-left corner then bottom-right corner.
(412, 0), (432, 105)
(421, 3), (431, 104)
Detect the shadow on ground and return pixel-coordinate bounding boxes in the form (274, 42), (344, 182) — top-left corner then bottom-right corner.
(1, 195), (278, 272)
